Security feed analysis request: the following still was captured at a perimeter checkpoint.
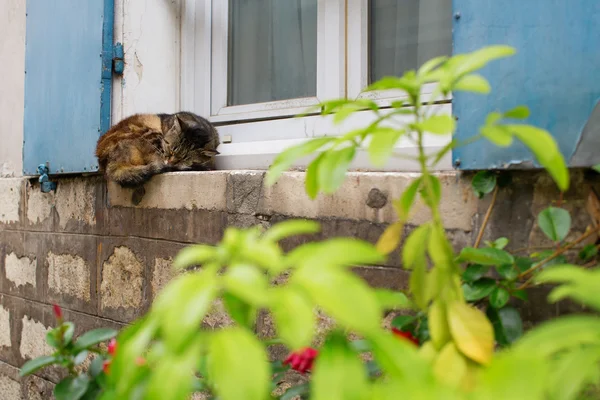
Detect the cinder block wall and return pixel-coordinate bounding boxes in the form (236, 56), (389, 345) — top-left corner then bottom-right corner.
(0, 170), (596, 398)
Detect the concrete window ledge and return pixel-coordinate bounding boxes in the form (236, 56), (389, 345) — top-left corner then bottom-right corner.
(107, 170), (477, 232)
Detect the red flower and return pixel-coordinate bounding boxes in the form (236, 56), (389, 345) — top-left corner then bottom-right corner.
(107, 338), (117, 356)
(391, 328), (419, 346)
(102, 360), (111, 375)
(283, 347), (318, 373)
(135, 356), (146, 366)
(52, 305), (63, 321)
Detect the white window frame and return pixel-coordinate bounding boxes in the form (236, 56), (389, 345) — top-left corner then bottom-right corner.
(180, 0), (454, 171)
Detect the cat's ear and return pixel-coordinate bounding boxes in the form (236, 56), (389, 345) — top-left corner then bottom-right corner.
(201, 149), (220, 156)
(164, 115), (182, 141)
(176, 113), (202, 130)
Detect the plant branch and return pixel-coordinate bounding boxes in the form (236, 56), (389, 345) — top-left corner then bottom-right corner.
(474, 185), (499, 248)
(516, 225), (600, 288)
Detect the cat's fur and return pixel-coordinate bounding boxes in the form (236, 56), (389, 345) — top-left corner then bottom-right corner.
(96, 112), (219, 187)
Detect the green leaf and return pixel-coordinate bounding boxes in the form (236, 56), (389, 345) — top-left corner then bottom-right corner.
(486, 306), (523, 347)
(62, 322), (75, 345)
(153, 269), (219, 353)
(292, 237), (384, 269)
(262, 219), (320, 242)
(496, 263), (518, 280)
(420, 175), (442, 208)
(417, 115), (456, 134)
(536, 266), (600, 311)
(395, 177), (421, 219)
(515, 256), (534, 273)
(462, 278), (497, 301)
(537, 207), (571, 242)
(281, 383), (310, 400)
(454, 45), (516, 77)
(514, 315), (600, 357)
(293, 266), (380, 335)
(453, 74), (491, 93)
(19, 355), (58, 376)
(73, 328), (118, 352)
(375, 289), (412, 311)
(548, 348), (600, 400)
(489, 287), (510, 309)
(507, 124), (569, 191)
(266, 137), (333, 186)
(224, 264), (269, 306)
(223, 292), (256, 328)
(365, 76), (418, 95)
(503, 105), (530, 119)
(312, 332), (369, 400)
(579, 244), (598, 261)
(490, 237), (509, 249)
(305, 151), (325, 199)
(318, 146), (356, 194)
(512, 289), (528, 302)
(402, 224), (430, 269)
(271, 288), (315, 350)
(457, 247), (514, 266)
(73, 350), (89, 366)
(462, 264), (490, 282)
(209, 328), (269, 400)
(474, 352), (547, 399)
(417, 56), (448, 77)
(433, 342), (468, 388)
(368, 127), (404, 167)
(89, 355), (105, 378)
(54, 375), (90, 400)
(481, 125), (513, 147)
(173, 244), (216, 269)
(593, 164), (600, 173)
(471, 171), (497, 198)
(429, 300), (451, 350)
(410, 255), (428, 310)
(45, 329), (60, 349)
(391, 315), (418, 331)
(146, 341), (201, 400)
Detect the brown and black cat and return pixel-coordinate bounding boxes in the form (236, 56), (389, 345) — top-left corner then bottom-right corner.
(96, 112), (219, 187)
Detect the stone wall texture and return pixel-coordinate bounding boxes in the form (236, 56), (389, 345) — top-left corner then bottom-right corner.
(0, 169), (598, 398)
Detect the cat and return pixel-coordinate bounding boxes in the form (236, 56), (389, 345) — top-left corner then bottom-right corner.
(96, 112), (220, 187)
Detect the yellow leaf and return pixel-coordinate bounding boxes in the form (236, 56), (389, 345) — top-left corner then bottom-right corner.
(429, 300), (451, 350)
(448, 302), (494, 365)
(376, 221), (404, 255)
(418, 341), (437, 364)
(433, 342), (467, 388)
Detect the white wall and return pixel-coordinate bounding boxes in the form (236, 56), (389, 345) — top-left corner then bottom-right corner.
(0, 0), (26, 177)
(0, 0), (182, 177)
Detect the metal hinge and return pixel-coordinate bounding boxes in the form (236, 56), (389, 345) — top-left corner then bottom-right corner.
(37, 164), (57, 193)
(113, 42), (124, 75)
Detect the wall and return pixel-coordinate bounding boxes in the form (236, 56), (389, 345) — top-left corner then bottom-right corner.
(0, 0), (26, 177)
(0, 169), (597, 397)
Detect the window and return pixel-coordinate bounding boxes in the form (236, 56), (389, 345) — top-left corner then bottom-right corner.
(181, 0), (453, 170)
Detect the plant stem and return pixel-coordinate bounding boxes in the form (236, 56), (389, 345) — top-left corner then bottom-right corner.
(474, 185), (499, 248)
(516, 225), (600, 289)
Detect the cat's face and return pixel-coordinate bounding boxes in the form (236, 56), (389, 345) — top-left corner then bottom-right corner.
(162, 112), (219, 170)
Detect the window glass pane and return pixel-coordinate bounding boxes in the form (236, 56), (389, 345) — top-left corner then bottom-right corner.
(369, 0), (452, 83)
(228, 0), (318, 106)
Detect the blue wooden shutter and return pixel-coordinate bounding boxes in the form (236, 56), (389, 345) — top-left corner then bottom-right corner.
(452, 0), (600, 170)
(23, 0), (115, 175)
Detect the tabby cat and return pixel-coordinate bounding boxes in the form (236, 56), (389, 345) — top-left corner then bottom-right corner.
(96, 112), (220, 187)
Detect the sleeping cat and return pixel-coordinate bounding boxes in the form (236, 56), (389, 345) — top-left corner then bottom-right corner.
(96, 112), (219, 187)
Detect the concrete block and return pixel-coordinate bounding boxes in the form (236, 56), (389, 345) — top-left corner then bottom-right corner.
(25, 183), (54, 228)
(107, 171), (228, 211)
(151, 257), (174, 298)
(259, 172), (477, 231)
(0, 306), (10, 348)
(226, 170), (265, 214)
(54, 178), (97, 230)
(47, 252), (90, 302)
(0, 178), (23, 226)
(0, 375), (21, 400)
(201, 299), (234, 330)
(19, 316), (53, 361)
(107, 206), (226, 244)
(100, 246), (145, 320)
(5, 253), (36, 289)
